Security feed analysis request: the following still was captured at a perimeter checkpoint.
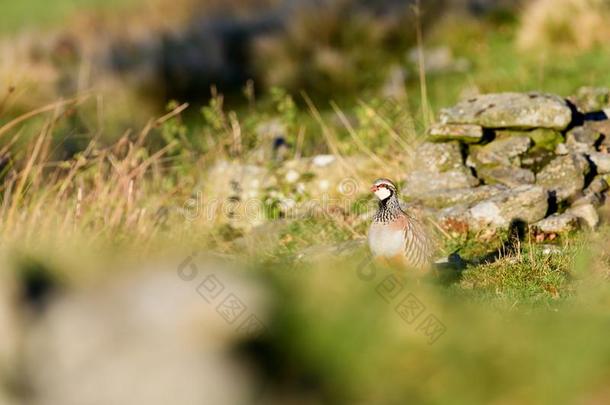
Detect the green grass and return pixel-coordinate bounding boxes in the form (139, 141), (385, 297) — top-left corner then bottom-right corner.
(0, 0), (142, 33)
(382, 18), (610, 126)
(251, 18), (610, 138)
(253, 237), (610, 404)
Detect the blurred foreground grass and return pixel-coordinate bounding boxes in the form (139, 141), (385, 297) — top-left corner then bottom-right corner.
(259, 251), (610, 404)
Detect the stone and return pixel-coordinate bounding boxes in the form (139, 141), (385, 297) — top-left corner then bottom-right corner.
(568, 126), (600, 145)
(312, 154), (336, 167)
(427, 123), (483, 143)
(540, 244), (563, 255)
(520, 148), (557, 173)
(585, 176), (609, 195)
(589, 152), (610, 174)
(569, 86), (610, 113)
(536, 154), (590, 202)
(414, 141), (464, 172)
(586, 120), (610, 138)
(469, 135), (531, 166)
(404, 168), (479, 197)
(495, 128), (563, 151)
(588, 121), (610, 153)
(24, 266), (265, 405)
(529, 128), (564, 150)
(0, 272), (17, 404)
(438, 186), (548, 233)
(439, 92), (572, 130)
(282, 155), (373, 200)
(533, 212), (580, 234)
(569, 176), (607, 207)
(436, 204), (472, 234)
(467, 185), (548, 230)
(555, 143), (569, 155)
(567, 203), (599, 228)
(412, 184), (508, 209)
(477, 165), (535, 187)
(205, 161), (277, 229)
(564, 126), (600, 154)
(571, 192), (603, 208)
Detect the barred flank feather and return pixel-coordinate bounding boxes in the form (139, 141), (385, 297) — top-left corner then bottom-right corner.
(403, 216), (433, 269)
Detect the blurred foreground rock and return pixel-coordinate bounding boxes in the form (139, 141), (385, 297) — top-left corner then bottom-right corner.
(0, 271), (18, 405)
(24, 262), (268, 405)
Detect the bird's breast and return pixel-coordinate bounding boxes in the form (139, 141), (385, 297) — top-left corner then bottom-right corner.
(368, 223), (405, 258)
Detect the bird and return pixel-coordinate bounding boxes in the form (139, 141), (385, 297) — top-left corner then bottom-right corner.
(368, 178), (434, 270)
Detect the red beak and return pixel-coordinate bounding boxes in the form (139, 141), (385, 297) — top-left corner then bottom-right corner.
(370, 185), (378, 192)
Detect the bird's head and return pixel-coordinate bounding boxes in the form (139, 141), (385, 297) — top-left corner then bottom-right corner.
(370, 178), (397, 201)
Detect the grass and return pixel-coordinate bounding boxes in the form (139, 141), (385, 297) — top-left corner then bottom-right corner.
(253, 239), (610, 404)
(410, 17), (610, 115)
(0, 0), (144, 34)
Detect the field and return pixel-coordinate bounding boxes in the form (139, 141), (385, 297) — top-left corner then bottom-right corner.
(2, 1), (610, 404)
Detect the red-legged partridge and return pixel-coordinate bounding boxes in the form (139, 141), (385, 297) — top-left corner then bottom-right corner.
(368, 178), (434, 270)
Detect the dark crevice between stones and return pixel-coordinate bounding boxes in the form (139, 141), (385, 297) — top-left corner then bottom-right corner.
(583, 110), (608, 122)
(594, 133), (606, 150)
(481, 128), (496, 143)
(583, 154), (599, 190)
(467, 164), (482, 184)
(564, 99), (585, 132)
(461, 142), (483, 183)
(459, 141), (470, 165)
(546, 191), (559, 217)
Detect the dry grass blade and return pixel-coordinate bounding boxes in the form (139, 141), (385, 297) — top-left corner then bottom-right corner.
(356, 100), (417, 157)
(127, 141), (177, 180)
(4, 120), (50, 232)
(0, 94), (89, 139)
(330, 101), (386, 168)
(301, 92), (365, 183)
(155, 102), (189, 125)
(412, 0), (433, 127)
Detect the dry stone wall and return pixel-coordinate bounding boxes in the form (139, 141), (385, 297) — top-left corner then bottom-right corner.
(413, 88), (610, 238)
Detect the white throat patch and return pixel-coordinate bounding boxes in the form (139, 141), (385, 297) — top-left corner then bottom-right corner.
(374, 187), (391, 200)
